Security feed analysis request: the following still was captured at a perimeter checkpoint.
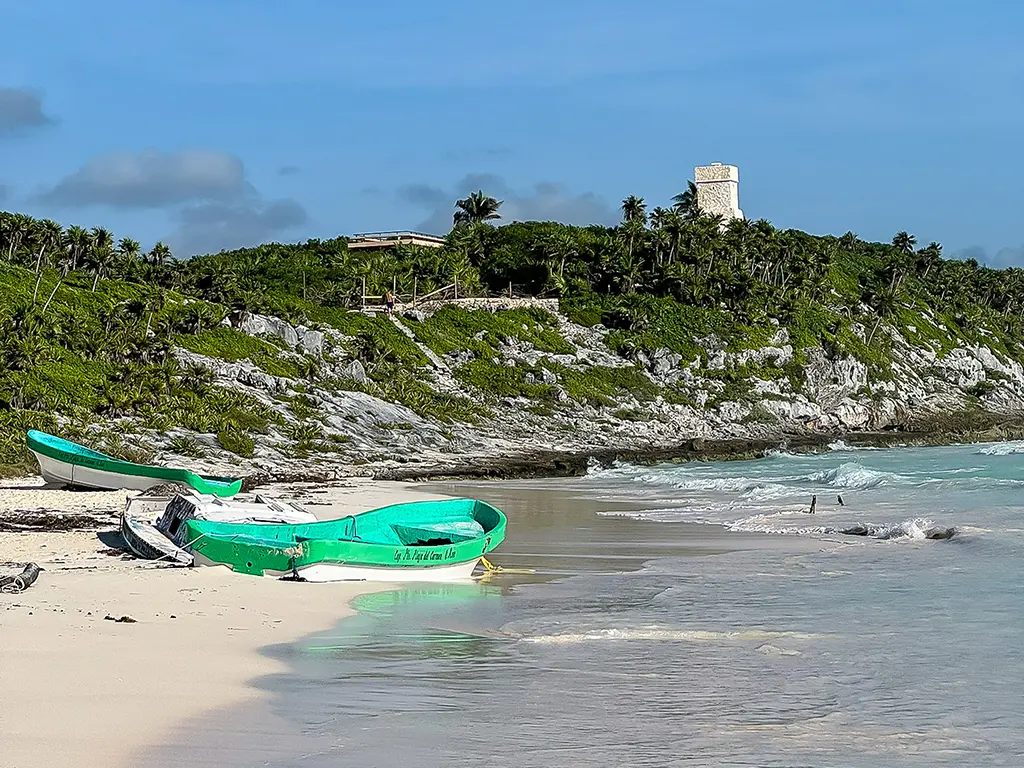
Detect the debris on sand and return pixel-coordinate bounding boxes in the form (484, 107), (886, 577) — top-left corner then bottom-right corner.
(103, 614), (138, 623)
(0, 511), (113, 532)
(0, 563), (42, 593)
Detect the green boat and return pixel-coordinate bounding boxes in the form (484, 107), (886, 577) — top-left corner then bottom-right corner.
(26, 430), (242, 497)
(177, 498), (506, 582)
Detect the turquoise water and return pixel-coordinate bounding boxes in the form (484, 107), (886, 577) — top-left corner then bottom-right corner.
(250, 443), (1023, 766)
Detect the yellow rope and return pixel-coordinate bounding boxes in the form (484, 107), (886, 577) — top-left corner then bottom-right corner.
(479, 556), (535, 575)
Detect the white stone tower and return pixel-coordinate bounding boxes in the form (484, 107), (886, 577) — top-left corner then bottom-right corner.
(694, 162), (743, 223)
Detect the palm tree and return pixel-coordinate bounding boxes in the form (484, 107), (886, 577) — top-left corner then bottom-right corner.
(0, 214), (13, 263)
(64, 225), (91, 273)
(446, 223), (490, 269)
(544, 232), (578, 281)
(149, 241), (173, 266)
(117, 237), (142, 276)
(453, 191), (502, 227)
(91, 227), (113, 254)
(31, 219), (63, 304)
(659, 209), (684, 264)
(839, 231), (861, 252)
(540, 232), (578, 295)
(671, 181), (701, 220)
(915, 241), (943, 280)
(866, 283), (903, 345)
(892, 231), (917, 255)
(2, 213), (32, 263)
(89, 246), (115, 291)
(620, 195), (647, 227)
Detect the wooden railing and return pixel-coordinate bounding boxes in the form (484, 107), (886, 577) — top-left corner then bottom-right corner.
(360, 276), (461, 307)
(358, 279), (548, 311)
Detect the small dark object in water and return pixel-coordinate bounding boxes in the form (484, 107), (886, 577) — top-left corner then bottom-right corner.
(841, 524), (871, 536)
(0, 563), (41, 593)
(837, 494), (844, 506)
(104, 614), (138, 623)
(808, 495), (817, 514)
(839, 524), (956, 540)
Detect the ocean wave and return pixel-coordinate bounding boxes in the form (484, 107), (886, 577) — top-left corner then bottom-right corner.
(827, 439), (883, 451)
(728, 515), (954, 541)
(587, 462), (784, 495)
(802, 462), (903, 490)
(589, 458), (905, 497)
(597, 508), (719, 523)
(520, 627), (832, 644)
(741, 483), (793, 501)
(976, 441), (1024, 456)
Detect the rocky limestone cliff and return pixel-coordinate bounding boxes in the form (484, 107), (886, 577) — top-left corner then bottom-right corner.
(121, 299), (1024, 481)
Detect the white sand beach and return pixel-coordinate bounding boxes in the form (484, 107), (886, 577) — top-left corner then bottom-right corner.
(0, 477), (446, 768)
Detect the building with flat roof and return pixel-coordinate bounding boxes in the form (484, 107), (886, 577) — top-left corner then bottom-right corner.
(347, 231), (446, 250)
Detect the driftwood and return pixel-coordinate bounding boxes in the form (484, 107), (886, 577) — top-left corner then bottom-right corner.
(0, 563), (42, 593)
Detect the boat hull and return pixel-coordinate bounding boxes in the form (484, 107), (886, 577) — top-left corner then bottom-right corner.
(191, 551), (482, 582)
(120, 513), (193, 565)
(26, 429), (242, 497)
(34, 451), (169, 492)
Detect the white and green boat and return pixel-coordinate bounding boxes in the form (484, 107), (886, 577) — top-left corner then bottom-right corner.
(27, 430), (242, 497)
(172, 497), (507, 582)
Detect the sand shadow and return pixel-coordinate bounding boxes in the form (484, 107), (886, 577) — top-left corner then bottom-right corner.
(3, 483), (55, 491)
(97, 530), (128, 550)
(5, 481), (125, 493)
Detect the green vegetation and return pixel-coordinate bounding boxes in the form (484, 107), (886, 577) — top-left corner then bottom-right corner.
(311, 307), (428, 369)
(167, 435), (204, 458)
(410, 305), (573, 359)
(217, 428), (255, 458)
(614, 407), (652, 422)
(176, 327), (301, 378)
(453, 359), (557, 401)
(546, 362), (660, 407)
(372, 365), (489, 425)
(967, 380), (997, 398)
(3, 187), (1023, 473)
(286, 394), (321, 422)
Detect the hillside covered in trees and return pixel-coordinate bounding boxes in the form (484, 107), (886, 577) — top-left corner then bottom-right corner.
(2, 188), (1024, 478)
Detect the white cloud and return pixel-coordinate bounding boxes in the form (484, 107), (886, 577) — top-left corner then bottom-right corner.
(39, 149), (251, 208)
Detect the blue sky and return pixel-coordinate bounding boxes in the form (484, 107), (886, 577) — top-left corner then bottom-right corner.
(1, 0), (1022, 262)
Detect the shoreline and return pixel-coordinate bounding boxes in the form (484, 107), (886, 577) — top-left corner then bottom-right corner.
(368, 422), (1024, 482)
(0, 478), (449, 768)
